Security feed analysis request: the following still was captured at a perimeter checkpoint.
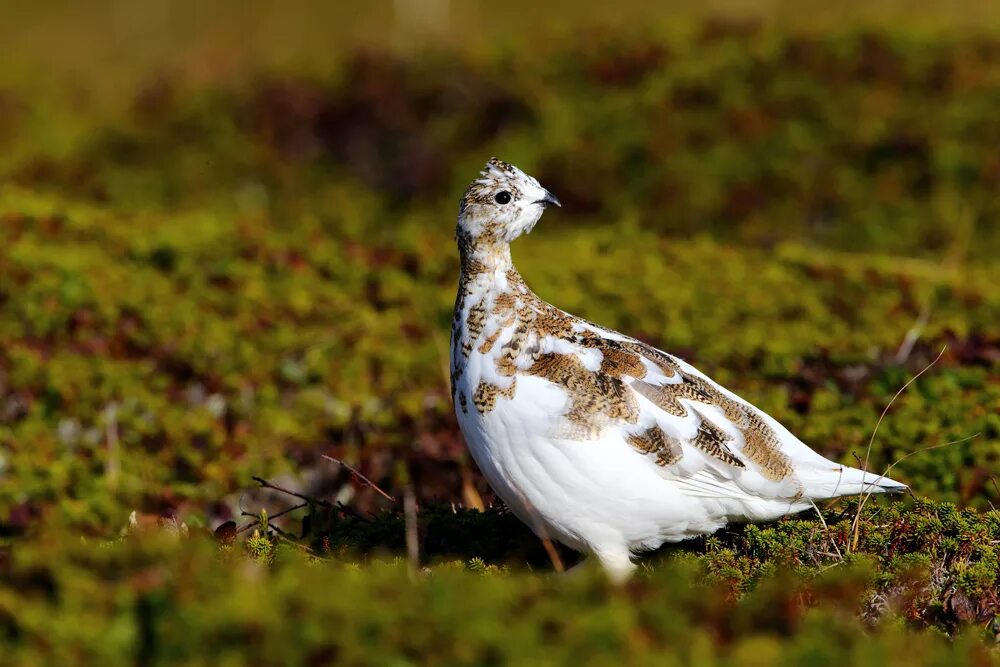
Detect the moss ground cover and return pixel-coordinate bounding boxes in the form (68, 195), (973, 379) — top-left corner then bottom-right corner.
(0, 3), (998, 662)
(1, 500), (998, 666)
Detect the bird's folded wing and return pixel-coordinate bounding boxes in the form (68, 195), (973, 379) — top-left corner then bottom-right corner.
(603, 335), (840, 501)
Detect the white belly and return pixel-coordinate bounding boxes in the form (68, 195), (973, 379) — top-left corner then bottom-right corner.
(455, 374), (729, 554)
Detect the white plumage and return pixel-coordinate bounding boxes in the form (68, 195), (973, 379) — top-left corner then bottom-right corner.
(450, 158), (906, 580)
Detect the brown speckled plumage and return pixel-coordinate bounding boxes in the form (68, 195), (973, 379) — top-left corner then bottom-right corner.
(477, 327), (505, 355)
(690, 409), (745, 469)
(600, 347), (649, 380)
(626, 345), (791, 479)
(472, 379), (517, 414)
(526, 352), (640, 438)
(627, 426), (684, 466)
(463, 301), (487, 357)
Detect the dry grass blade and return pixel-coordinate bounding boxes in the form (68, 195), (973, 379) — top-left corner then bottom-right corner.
(105, 402), (120, 487)
(404, 487), (420, 578)
(848, 432), (980, 552)
(880, 433), (981, 477)
(431, 329), (454, 396)
(808, 498), (842, 562)
(893, 302), (932, 364)
(849, 346), (946, 553)
(862, 346), (947, 475)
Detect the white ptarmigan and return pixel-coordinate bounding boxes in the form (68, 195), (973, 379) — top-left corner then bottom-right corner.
(450, 158), (906, 581)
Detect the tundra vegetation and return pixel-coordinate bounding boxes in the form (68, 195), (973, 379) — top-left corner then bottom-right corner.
(0, 2), (998, 664)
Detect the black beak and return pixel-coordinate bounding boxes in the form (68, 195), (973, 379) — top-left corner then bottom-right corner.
(533, 190), (561, 208)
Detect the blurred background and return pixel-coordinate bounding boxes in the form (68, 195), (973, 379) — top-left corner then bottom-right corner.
(1, 0), (998, 538)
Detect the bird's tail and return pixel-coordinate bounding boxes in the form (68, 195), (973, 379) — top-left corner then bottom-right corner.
(799, 463), (908, 500)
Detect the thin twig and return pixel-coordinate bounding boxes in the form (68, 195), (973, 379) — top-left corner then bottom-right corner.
(251, 476), (334, 507)
(337, 500), (371, 521)
(270, 528), (328, 558)
(237, 502), (309, 534)
(266, 519), (302, 541)
(322, 455), (397, 503)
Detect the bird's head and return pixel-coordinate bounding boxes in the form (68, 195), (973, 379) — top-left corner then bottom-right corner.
(457, 158), (560, 250)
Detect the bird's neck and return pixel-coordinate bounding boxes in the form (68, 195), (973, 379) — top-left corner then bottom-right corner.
(460, 244), (513, 275)
(457, 227), (515, 281)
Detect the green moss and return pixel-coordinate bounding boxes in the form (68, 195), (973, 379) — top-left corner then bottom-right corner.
(0, 500), (997, 665)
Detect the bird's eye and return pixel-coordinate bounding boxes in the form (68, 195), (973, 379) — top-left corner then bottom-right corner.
(494, 191), (512, 205)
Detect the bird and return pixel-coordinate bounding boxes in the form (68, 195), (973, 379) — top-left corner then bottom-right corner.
(449, 157), (907, 581)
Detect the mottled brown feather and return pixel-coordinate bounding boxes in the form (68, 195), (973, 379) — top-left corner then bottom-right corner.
(627, 426), (683, 466)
